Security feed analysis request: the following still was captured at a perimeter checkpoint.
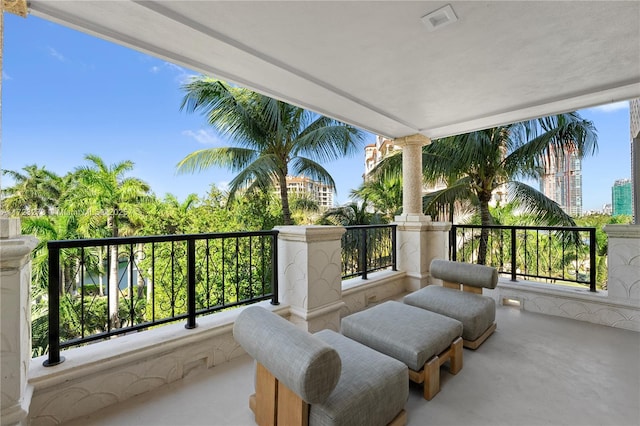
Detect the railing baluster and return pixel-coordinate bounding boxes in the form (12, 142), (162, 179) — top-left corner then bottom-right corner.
(271, 231), (279, 305)
(44, 244), (64, 366)
(186, 238), (197, 329)
(510, 227), (517, 282)
(589, 228), (597, 292)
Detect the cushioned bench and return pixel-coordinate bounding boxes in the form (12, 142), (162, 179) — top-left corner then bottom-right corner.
(341, 301), (463, 400)
(404, 259), (498, 349)
(233, 306), (408, 426)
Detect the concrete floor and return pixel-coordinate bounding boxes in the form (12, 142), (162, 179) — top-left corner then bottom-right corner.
(63, 306), (640, 426)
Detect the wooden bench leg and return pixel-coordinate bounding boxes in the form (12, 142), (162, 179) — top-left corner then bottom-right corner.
(254, 363), (278, 426)
(423, 356), (440, 400)
(449, 337), (463, 374)
(463, 322), (497, 350)
(388, 409), (407, 426)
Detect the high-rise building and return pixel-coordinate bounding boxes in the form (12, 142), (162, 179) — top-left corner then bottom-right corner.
(612, 178), (632, 216)
(630, 98), (640, 222)
(539, 147), (582, 216)
(276, 176), (334, 209)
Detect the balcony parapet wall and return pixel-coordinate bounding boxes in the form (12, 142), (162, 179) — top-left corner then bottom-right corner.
(1, 217), (38, 426)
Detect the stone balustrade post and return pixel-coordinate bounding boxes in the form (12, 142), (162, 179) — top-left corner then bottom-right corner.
(394, 218), (451, 292)
(1, 217), (38, 426)
(603, 224), (640, 302)
(276, 226), (345, 332)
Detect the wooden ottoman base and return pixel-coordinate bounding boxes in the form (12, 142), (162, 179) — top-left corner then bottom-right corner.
(408, 337), (463, 400)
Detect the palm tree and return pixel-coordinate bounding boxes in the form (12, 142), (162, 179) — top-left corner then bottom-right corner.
(318, 198), (382, 226)
(68, 155), (151, 328)
(374, 112), (597, 264)
(177, 78), (364, 225)
(352, 173), (403, 222)
(1, 164), (62, 216)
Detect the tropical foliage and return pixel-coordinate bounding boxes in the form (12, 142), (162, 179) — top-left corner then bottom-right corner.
(177, 78), (364, 225)
(371, 112), (598, 264)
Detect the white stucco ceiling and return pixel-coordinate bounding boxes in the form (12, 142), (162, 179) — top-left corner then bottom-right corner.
(29, 1), (640, 139)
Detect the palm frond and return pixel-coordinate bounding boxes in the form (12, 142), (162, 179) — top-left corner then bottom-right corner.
(288, 157), (336, 188)
(176, 147), (258, 174)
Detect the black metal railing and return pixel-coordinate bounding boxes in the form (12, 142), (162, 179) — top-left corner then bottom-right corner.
(44, 230), (279, 366)
(450, 225), (596, 291)
(342, 224), (397, 279)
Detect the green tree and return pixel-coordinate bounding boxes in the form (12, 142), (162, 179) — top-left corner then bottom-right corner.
(177, 78), (364, 225)
(68, 155), (151, 328)
(375, 113), (597, 264)
(318, 198), (382, 226)
(352, 173), (403, 222)
(1, 164), (62, 216)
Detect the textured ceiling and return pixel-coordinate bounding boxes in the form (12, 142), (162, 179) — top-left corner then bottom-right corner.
(30, 1), (640, 139)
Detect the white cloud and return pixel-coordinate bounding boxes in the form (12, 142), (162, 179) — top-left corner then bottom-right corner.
(2, 71), (12, 80)
(589, 101), (629, 113)
(182, 129), (224, 145)
(150, 61), (198, 84)
(47, 47), (65, 62)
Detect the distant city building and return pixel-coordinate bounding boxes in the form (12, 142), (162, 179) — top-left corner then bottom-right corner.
(630, 98), (640, 222)
(602, 204), (613, 215)
(364, 136), (401, 177)
(612, 178), (632, 216)
(539, 147), (582, 216)
(276, 176), (334, 209)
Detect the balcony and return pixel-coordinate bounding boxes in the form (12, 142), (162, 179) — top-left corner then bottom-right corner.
(2, 2), (639, 425)
(55, 303), (640, 426)
(2, 221), (638, 425)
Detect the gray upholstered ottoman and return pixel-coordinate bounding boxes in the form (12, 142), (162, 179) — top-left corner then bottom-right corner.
(404, 286), (496, 347)
(341, 301), (463, 400)
(405, 259), (499, 349)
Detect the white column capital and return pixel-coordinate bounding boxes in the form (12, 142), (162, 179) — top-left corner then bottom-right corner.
(393, 133), (431, 148)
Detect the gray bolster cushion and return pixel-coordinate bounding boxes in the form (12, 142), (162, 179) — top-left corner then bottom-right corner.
(233, 306), (341, 404)
(430, 259), (498, 289)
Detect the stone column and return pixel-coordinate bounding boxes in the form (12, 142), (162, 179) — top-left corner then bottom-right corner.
(276, 226), (345, 333)
(394, 134), (431, 218)
(1, 217), (38, 426)
(392, 134), (449, 291)
(603, 224), (640, 301)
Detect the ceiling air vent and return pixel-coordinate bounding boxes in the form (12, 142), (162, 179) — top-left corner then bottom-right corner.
(421, 4), (458, 32)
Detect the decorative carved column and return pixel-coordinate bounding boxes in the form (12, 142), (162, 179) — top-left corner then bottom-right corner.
(1, 217), (38, 426)
(394, 134), (431, 218)
(276, 226), (345, 333)
(391, 134), (448, 291)
(603, 224), (640, 302)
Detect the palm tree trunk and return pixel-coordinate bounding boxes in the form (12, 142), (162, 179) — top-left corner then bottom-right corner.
(278, 173), (293, 225)
(478, 193), (492, 265)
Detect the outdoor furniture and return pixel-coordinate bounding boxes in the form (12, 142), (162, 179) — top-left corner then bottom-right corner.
(233, 306), (408, 426)
(341, 301), (463, 400)
(404, 259), (499, 349)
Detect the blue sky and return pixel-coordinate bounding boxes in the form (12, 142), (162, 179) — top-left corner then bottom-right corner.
(1, 14), (633, 212)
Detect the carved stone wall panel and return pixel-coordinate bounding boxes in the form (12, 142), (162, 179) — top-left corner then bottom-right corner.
(497, 285), (640, 332)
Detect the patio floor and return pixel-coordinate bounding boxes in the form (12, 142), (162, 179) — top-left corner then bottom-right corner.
(62, 305), (640, 426)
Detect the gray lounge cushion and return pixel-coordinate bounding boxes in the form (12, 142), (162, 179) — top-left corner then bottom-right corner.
(404, 286), (496, 341)
(233, 306), (341, 404)
(341, 301), (462, 371)
(430, 259), (498, 289)
(310, 330), (408, 426)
